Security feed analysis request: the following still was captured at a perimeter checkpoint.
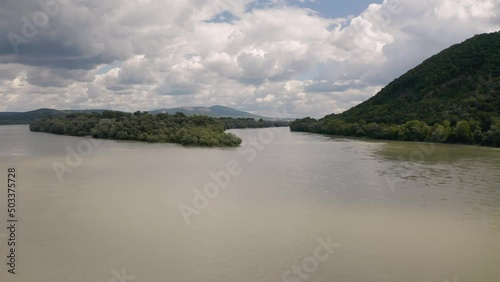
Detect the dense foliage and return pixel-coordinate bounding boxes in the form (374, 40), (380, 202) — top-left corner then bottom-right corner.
(291, 31), (500, 147)
(219, 118), (290, 129)
(30, 111), (243, 147)
(291, 117), (500, 146)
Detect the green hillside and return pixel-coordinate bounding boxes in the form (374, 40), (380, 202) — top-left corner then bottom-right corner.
(149, 105), (268, 119)
(291, 31), (500, 146)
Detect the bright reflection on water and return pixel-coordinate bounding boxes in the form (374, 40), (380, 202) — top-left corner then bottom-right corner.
(0, 125), (499, 282)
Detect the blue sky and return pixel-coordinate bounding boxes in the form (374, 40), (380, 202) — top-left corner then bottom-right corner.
(246, 0), (384, 19)
(289, 0), (384, 18)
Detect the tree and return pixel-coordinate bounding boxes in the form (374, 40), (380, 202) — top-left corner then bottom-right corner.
(429, 123), (449, 143)
(454, 120), (472, 143)
(364, 122), (381, 138)
(116, 130), (129, 140)
(401, 120), (431, 141)
(485, 117), (500, 146)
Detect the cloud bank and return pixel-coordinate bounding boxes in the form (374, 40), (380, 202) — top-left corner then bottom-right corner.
(1, 0), (499, 117)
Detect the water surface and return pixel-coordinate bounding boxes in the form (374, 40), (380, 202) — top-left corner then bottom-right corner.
(0, 125), (499, 282)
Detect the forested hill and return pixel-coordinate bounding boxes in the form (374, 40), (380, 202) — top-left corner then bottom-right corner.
(334, 31), (500, 125)
(291, 31), (500, 146)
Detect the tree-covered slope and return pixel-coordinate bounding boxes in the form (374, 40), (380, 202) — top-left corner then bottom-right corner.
(334, 31), (500, 127)
(291, 32), (500, 146)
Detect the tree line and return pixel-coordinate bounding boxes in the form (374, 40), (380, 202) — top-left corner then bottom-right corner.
(218, 117), (290, 129)
(290, 117), (500, 147)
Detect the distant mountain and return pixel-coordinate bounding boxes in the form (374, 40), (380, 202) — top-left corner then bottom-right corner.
(291, 31), (500, 146)
(0, 106), (282, 125)
(0, 112), (21, 116)
(0, 109), (112, 125)
(149, 105), (271, 120)
(0, 109), (65, 125)
(62, 109), (110, 114)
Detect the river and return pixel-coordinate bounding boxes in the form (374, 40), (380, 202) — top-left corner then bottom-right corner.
(0, 125), (499, 282)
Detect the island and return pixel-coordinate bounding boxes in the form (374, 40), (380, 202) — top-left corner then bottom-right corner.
(30, 111), (288, 147)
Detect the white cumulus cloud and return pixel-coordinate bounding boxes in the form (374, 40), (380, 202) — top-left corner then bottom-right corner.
(0, 0), (498, 117)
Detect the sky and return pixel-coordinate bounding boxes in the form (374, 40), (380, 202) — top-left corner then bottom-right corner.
(0, 0), (499, 118)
